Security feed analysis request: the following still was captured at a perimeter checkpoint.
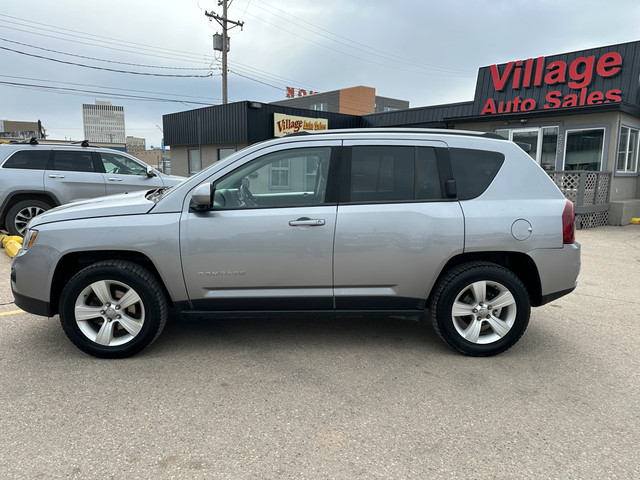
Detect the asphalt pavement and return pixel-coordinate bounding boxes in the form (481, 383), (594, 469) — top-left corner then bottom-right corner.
(0, 225), (639, 479)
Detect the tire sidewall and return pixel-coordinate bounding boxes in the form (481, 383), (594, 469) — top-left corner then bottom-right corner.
(432, 265), (531, 356)
(6, 199), (51, 236)
(60, 263), (164, 358)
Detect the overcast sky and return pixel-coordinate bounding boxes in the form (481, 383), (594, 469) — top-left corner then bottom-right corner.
(1, 0), (639, 148)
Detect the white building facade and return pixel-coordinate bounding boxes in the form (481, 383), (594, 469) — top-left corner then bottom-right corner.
(82, 101), (126, 143)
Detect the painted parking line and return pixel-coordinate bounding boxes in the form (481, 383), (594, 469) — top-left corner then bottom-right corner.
(0, 309), (23, 316)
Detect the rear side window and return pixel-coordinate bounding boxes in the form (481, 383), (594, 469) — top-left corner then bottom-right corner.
(348, 146), (441, 203)
(50, 151), (96, 172)
(449, 148), (504, 200)
(3, 150), (50, 170)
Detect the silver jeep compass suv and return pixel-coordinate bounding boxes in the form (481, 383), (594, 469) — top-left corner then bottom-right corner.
(11, 129), (580, 358)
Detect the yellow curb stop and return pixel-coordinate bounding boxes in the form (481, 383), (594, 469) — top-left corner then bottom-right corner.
(0, 234), (23, 258)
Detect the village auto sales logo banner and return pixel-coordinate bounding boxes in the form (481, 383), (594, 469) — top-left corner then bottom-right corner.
(479, 50), (623, 116)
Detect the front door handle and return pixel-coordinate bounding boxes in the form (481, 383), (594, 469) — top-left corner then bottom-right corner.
(48, 174), (65, 178)
(108, 177), (123, 181)
(289, 218), (325, 227)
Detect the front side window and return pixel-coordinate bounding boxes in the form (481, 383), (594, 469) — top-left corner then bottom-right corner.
(564, 128), (605, 171)
(100, 152), (147, 176)
(3, 150), (50, 170)
(617, 126), (639, 174)
(213, 147), (332, 209)
(348, 146), (441, 203)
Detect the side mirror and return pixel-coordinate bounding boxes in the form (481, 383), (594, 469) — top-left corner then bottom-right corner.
(190, 183), (212, 211)
(146, 166), (157, 178)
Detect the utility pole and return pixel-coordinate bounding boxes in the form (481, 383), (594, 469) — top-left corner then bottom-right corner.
(205, 1), (244, 104)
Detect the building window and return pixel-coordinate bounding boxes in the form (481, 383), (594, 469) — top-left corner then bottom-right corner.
(383, 106), (398, 112)
(494, 126), (558, 171)
(270, 158), (290, 188)
(309, 103), (328, 111)
(617, 126), (639, 174)
(218, 147), (236, 161)
(188, 149), (201, 174)
(563, 128), (605, 171)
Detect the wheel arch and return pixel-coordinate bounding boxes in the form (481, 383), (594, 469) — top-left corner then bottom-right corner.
(428, 251), (543, 307)
(0, 192), (59, 225)
(50, 250), (174, 316)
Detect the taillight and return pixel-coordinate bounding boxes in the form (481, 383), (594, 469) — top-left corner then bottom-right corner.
(562, 200), (575, 244)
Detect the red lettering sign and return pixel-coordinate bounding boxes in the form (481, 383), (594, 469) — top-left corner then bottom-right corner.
(482, 50), (623, 115)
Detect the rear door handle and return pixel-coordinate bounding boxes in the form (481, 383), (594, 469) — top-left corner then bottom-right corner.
(48, 174), (65, 178)
(289, 218), (325, 227)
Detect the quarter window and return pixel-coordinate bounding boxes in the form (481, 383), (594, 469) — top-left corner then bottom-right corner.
(3, 150), (50, 170)
(617, 126), (639, 174)
(449, 148), (505, 200)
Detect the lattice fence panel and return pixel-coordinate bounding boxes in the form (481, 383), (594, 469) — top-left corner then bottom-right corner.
(596, 174), (610, 204)
(548, 172), (580, 203)
(583, 173), (597, 204)
(577, 211), (609, 229)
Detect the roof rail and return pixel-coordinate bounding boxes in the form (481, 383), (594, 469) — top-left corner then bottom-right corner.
(12, 137), (39, 145)
(70, 140), (90, 147)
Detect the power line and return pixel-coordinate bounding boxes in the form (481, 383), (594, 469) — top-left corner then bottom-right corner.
(0, 45), (214, 77)
(0, 74), (222, 102)
(0, 15), (316, 92)
(0, 37), (213, 70)
(0, 80), (219, 104)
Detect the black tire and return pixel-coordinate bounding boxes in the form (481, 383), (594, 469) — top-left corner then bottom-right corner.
(429, 262), (530, 356)
(6, 199), (52, 236)
(59, 260), (168, 359)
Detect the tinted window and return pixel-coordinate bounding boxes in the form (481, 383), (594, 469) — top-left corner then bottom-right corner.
(50, 151), (96, 172)
(416, 147), (441, 200)
(449, 148), (504, 200)
(349, 146), (441, 202)
(3, 150), (50, 170)
(351, 146), (413, 202)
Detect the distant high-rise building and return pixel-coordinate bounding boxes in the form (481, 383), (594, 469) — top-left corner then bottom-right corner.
(82, 100), (125, 143)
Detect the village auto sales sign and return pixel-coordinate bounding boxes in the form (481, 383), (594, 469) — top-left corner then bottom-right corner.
(479, 50), (623, 116)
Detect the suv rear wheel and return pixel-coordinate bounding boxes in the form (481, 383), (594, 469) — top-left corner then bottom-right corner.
(429, 262), (530, 356)
(59, 260), (168, 358)
(6, 199), (51, 236)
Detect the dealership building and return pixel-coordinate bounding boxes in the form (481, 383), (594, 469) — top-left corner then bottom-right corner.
(164, 40), (640, 227)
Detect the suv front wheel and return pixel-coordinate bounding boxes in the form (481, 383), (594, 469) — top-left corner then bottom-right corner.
(6, 199), (52, 236)
(429, 262), (531, 356)
(59, 260), (168, 358)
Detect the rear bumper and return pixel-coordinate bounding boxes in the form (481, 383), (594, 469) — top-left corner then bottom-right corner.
(528, 242), (581, 306)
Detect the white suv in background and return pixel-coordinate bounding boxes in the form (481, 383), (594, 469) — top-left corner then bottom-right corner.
(0, 140), (183, 235)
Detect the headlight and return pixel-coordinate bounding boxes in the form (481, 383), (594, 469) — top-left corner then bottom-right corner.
(22, 229), (39, 250)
